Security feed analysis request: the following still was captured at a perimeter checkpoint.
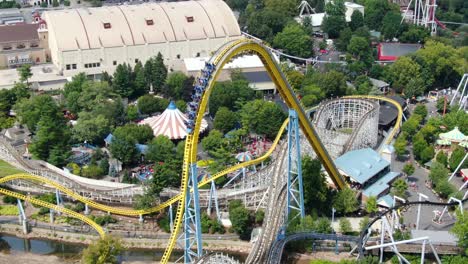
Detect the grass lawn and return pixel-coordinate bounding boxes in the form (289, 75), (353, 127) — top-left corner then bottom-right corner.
(0, 159), (24, 177)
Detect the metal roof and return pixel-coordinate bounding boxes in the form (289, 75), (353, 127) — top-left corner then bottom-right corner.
(43, 0), (241, 51)
(362, 171), (399, 197)
(335, 148), (390, 184)
(379, 43), (422, 57)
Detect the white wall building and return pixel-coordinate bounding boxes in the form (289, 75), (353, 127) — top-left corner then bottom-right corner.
(41, 0), (242, 76)
(344, 2), (365, 22)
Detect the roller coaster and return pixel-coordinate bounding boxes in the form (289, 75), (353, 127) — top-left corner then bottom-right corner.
(0, 39), (405, 263)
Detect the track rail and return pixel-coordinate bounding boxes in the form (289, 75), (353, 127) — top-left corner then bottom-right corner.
(0, 188), (105, 237)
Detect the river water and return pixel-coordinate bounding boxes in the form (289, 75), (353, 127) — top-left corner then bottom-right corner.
(0, 234), (247, 262)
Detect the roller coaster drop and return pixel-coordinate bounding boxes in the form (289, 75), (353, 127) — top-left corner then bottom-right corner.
(0, 39), (405, 263)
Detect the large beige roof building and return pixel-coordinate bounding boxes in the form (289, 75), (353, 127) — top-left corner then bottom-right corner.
(41, 0), (241, 75)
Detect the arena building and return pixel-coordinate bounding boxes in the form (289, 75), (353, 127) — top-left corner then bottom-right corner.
(40, 0), (241, 76)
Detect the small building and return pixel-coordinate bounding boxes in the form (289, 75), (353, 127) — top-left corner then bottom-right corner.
(1, 122), (31, 146)
(344, 2), (364, 22)
(369, 78), (390, 94)
(335, 148), (400, 201)
(377, 43), (421, 61)
(0, 23), (47, 68)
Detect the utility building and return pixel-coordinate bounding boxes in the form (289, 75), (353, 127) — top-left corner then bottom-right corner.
(41, 0), (241, 75)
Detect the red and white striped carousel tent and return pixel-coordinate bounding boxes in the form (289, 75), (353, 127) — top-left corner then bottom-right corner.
(139, 101), (208, 140)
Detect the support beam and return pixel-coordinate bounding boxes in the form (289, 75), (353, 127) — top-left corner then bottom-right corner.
(416, 193), (428, 230)
(285, 109), (305, 227)
(183, 163), (203, 263)
(365, 236), (430, 250)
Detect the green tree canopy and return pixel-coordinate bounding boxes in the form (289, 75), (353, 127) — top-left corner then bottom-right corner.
(163, 71), (188, 100)
(365, 196), (379, 215)
(391, 178), (408, 198)
(349, 10), (364, 31)
(17, 64), (33, 85)
(81, 235), (123, 264)
(112, 63), (133, 98)
(209, 74), (259, 116)
(146, 135), (175, 162)
(14, 94), (62, 132)
(302, 156), (330, 215)
(386, 56), (421, 93)
(333, 188), (359, 214)
(213, 107), (238, 134)
(109, 134), (138, 165)
(152, 52), (168, 92)
(246, 9), (288, 42)
(339, 218), (352, 234)
(449, 147), (468, 172)
(273, 23), (313, 58)
(137, 95), (169, 115)
(381, 11), (402, 40)
(239, 100), (287, 139)
(113, 123), (154, 144)
(72, 113), (112, 144)
(450, 210), (468, 255)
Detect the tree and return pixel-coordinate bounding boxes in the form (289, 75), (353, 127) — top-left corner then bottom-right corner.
(391, 178), (408, 198)
(381, 11), (402, 40)
(302, 156), (330, 215)
(146, 135), (175, 162)
(209, 76), (258, 116)
(152, 52), (168, 92)
(364, 0), (396, 30)
(436, 98), (446, 113)
(365, 196), (379, 215)
(109, 135), (138, 165)
(349, 10), (364, 31)
(322, 15), (347, 39)
(246, 9), (288, 42)
(399, 25), (430, 43)
(225, 0), (249, 10)
(163, 71), (188, 99)
(133, 61), (147, 97)
(17, 64), (32, 86)
(14, 95), (63, 132)
(336, 27), (353, 51)
(394, 135), (407, 158)
(228, 200), (252, 239)
(413, 104), (428, 119)
(420, 146), (435, 163)
(359, 216), (370, 232)
(403, 163), (415, 176)
(81, 235), (123, 264)
(339, 218), (352, 234)
(29, 115), (71, 166)
(112, 63), (133, 98)
(347, 36), (372, 61)
(264, 0), (299, 18)
(429, 161), (449, 183)
(137, 95), (169, 115)
(202, 130), (224, 153)
(273, 23), (313, 58)
(126, 105), (139, 121)
(213, 107), (238, 134)
(73, 113), (111, 144)
(436, 151), (448, 167)
(239, 100), (287, 139)
(113, 124), (153, 144)
(401, 114), (422, 136)
(147, 162), (180, 196)
(434, 179), (455, 199)
(316, 217), (333, 234)
(449, 147), (468, 172)
(133, 194), (156, 210)
(404, 77), (425, 99)
(63, 0), (70, 6)
(333, 188), (359, 214)
(304, 70), (347, 98)
(52, 0), (59, 7)
(386, 57), (421, 93)
(450, 210), (468, 255)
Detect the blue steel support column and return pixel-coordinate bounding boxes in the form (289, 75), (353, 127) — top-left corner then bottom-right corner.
(183, 163), (203, 263)
(286, 109), (305, 224)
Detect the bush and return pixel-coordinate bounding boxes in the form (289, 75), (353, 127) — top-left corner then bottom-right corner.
(3, 195), (17, 204)
(38, 207), (50, 215)
(402, 163), (415, 176)
(339, 218), (352, 234)
(0, 205), (19, 216)
(63, 0), (70, 6)
(93, 214), (117, 226)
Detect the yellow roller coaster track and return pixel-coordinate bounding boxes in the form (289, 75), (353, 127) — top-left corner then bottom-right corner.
(0, 39), (404, 263)
(0, 187), (105, 237)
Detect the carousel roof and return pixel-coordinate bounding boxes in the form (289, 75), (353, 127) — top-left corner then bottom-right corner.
(139, 101), (208, 140)
(439, 127), (466, 142)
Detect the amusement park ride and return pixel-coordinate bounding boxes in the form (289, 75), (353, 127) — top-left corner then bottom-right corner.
(0, 37), (466, 264)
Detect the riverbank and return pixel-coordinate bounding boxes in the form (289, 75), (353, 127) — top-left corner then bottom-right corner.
(0, 223), (251, 253)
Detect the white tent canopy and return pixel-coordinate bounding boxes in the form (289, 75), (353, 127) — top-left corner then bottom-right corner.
(139, 101), (208, 140)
